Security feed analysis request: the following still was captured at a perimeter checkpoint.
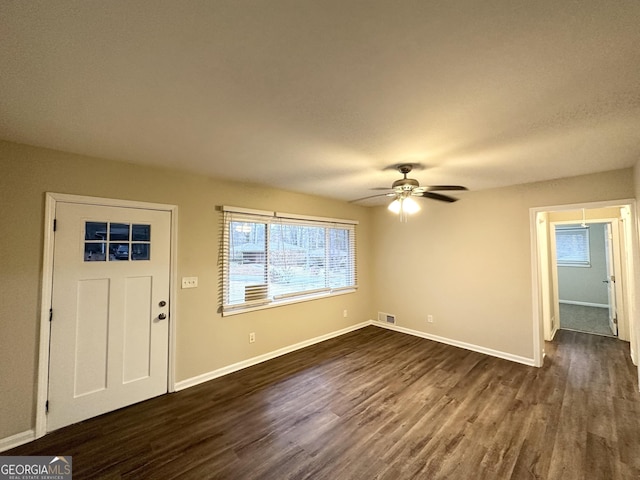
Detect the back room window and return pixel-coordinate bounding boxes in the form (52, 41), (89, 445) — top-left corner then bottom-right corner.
(555, 226), (590, 266)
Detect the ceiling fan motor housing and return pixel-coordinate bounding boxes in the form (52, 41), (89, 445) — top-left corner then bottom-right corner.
(392, 177), (419, 191)
(392, 164), (419, 191)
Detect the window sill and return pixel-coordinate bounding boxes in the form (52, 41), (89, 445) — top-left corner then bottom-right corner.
(222, 287), (357, 317)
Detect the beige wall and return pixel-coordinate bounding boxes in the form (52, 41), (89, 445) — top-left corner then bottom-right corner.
(0, 140), (374, 439)
(371, 169), (634, 360)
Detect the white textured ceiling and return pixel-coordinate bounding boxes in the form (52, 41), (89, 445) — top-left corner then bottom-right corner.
(1, 1), (639, 204)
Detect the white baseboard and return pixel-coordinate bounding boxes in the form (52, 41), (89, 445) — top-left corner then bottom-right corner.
(370, 320), (537, 367)
(559, 300), (608, 309)
(0, 429), (35, 453)
(175, 321), (370, 391)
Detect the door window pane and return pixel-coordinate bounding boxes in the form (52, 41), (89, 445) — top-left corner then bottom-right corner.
(131, 243), (150, 261)
(85, 222), (107, 241)
(132, 224), (151, 241)
(84, 243), (106, 261)
(110, 223), (130, 241)
(110, 243), (129, 261)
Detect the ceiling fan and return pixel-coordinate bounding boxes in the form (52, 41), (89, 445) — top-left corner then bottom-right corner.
(351, 164), (468, 221)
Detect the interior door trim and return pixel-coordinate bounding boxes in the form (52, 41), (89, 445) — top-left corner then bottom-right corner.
(529, 198), (638, 371)
(36, 193), (178, 438)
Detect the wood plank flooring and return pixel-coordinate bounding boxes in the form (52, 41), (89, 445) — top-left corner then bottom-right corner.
(7, 326), (640, 479)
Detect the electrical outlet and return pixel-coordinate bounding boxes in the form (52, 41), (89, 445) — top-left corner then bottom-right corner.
(427, 314), (434, 323)
(181, 276), (198, 289)
(249, 332), (255, 343)
(343, 309), (348, 318)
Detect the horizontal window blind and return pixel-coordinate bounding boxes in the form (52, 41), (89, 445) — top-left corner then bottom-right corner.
(221, 207), (357, 314)
(555, 226), (590, 266)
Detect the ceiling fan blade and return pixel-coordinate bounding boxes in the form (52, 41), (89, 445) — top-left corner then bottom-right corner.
(416, 191), (459, 203)
(349, 193), (396, 203)
(425, 185), (468, 191)
(371, 187), (394, 191)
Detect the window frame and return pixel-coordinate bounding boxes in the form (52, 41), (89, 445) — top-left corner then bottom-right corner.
(555, 225), (591, 267)
(220, 206), (358, 316)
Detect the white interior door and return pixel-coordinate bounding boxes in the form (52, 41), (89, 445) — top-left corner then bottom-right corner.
(604, 223), (618, 336)
(47, 202), (171, 431)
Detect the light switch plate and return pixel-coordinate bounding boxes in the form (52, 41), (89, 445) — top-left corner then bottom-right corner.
(182, 276), (198, 289)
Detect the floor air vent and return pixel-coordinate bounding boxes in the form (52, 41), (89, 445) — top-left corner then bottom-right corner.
(378, 312), (396, 324)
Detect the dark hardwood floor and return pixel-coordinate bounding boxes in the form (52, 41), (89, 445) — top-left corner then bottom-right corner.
(7, 326), (640, 479)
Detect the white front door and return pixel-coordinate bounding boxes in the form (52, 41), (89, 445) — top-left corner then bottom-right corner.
(47, 202), (171, 431)
(604, 223), (618, 337)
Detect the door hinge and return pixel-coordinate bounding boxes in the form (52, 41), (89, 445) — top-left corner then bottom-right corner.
(611, 275), (616, 283)
(614, 316), (618, 324)
(53, 219), (57, 232)
(49, 308), (53, 322)
(45, 400), (49, 414)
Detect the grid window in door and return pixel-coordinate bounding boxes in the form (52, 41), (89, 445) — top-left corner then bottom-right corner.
(84, 222), (151, 262)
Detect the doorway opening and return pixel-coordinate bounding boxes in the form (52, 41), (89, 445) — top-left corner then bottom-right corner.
(530, 199), (638, 370)
(553, 221), (618, 337)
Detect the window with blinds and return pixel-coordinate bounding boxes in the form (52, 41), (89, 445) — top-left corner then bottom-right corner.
(221, 206), (357, 315)
(555, 226), (590, 266)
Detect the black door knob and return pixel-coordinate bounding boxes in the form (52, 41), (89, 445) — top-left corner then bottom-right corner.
(158, 313), (167, 320)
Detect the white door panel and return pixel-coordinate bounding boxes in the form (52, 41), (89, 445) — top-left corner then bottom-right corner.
(123, 276), (154, 383)
(75, 278), (110, 396)
(48, 202), (171, 431)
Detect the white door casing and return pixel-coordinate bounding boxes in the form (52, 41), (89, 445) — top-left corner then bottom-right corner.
(530, 200), (638, 370)
(536, 213), (554, 341)
(42, 196), (176, 432)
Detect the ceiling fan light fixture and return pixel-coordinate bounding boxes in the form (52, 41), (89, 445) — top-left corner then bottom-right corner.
(388, 198), (402, 214)
(402, 196), (421, 214)
(388, 196), (420, 221)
